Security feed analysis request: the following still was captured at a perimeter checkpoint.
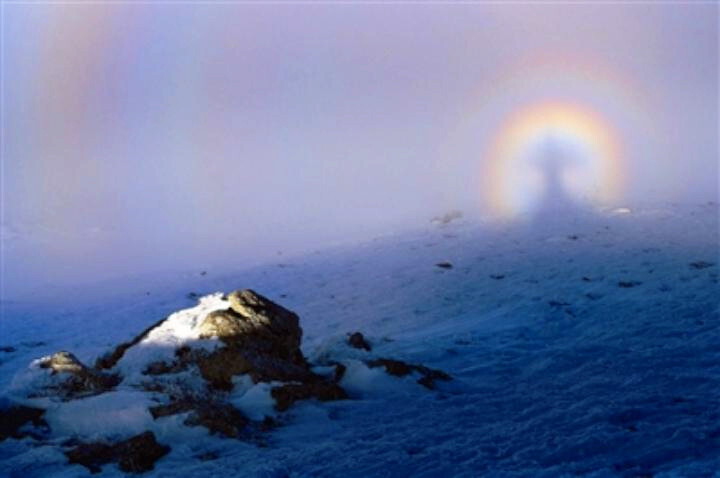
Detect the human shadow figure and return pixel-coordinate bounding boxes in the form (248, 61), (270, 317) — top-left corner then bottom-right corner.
(530, 137), (587, 228)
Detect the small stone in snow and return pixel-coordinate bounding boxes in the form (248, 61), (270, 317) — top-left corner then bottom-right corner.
(348, 332), (371, 351)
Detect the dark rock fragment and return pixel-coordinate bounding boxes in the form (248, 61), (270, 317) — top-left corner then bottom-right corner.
(0, 402), (46, 441)
(271, 381), (348, 411)
(148, 401), (195, 419)
(548, 300), (571, 308)
(333, 363), (347, 382)
(366, 358), (451, 390)
(184, 403), (249, 439)
(65, 431), (169, 474)
(367, 358), (413, 377)
(348, 332), (372, 351)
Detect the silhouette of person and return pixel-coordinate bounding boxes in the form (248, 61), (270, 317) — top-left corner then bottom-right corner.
(532, 136), (580, 221)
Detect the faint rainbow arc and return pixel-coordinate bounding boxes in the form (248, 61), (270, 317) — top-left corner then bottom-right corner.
(482, 101), (626, 217)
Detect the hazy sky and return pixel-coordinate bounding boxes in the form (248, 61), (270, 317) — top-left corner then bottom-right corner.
(2, 2), (718, 296)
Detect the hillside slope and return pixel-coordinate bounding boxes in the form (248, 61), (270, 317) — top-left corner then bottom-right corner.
(1, 203), (718, 477)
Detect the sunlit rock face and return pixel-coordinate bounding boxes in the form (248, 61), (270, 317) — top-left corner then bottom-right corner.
(200, 289), (304, 365)
(39, 351), (86, 375)
(196, 289), (310, 388)
(29, 352), (120, 400)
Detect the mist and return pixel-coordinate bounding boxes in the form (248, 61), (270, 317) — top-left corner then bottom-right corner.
(2, 2), (717, 298)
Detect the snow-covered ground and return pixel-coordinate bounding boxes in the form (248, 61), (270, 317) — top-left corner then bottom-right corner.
(1, 202), (718, 477)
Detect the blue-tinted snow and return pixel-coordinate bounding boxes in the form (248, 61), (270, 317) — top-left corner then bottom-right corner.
(1, 203), (718, 477)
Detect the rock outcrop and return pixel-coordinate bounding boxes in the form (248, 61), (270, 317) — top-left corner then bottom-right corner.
(65, 431), (169, 474)
(195, 290), (311, 388)
(366, 358), (451, 390)
(0, 401), (46, 441)
(271, 381), (348, 412)
(128, 290), (347, 439)
(6, 289), (451, 474)
(347, 332), (372, 351)
(134, 290), (315, 391)
(36, 351), (120, 399)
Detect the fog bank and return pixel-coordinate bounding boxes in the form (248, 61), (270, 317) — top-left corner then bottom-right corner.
(2, 3), (717, 298)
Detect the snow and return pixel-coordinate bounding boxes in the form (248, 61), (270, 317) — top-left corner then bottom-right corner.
(227, 379), (278, 421)
(113, 293), (228, 382)
(1, 202), (719, 477)
(338, 360), (419, 396)
(43, 390), (155, 440)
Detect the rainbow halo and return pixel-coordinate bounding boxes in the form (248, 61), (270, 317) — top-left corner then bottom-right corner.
(483, 101), (624, 218)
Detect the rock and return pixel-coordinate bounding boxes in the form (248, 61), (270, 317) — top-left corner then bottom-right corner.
(366, 358), (451, 390)
(225, 289), (302, 350)
(367, 358), (413, 377)
(38, 352), (120, 399)
(0, 346), (16, 353)
(271, 381), (348, 412)
(348, 332), (371, 351)
(143, 360), (184, 376)
(0, 402), (46, 441)
(136, 291), (319, 392)
(200, 289), (302, 355)
(40, 351), (85, 374)
(65, 431), (169, 474)
(413, 365), (452, 390)
(65, 441), (115, 474)
(333, 363), (347, 382)
(548, 300), (571, 308)
(149, 396), (252, 439)
(184, 403), (249, 439)
(618, 280), (642, 288)
(95, 317), (167, 370)
(195, 347), (254, 390)
(431, 210), (463, 225)
(435, 262), (453, 269)
(490, 274), (505, 280)
(115, 432), (170, 473)
(198, 309), (251, 340)
(8, 288), (454, 459)
(689, 261), (714, 270)
(196, 289), (311, 388)
(148, 401), (195, 419)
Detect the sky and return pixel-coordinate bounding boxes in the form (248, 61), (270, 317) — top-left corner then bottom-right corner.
(1, 2), (718, 297)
